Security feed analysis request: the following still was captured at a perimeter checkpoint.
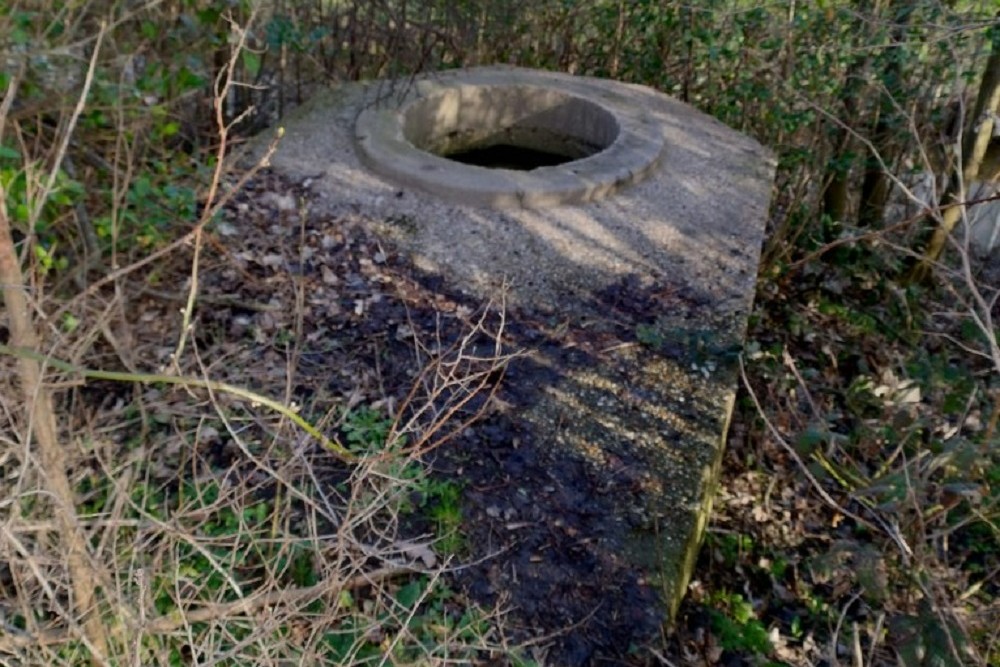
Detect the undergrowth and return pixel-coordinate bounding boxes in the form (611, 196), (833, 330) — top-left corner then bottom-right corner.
(695, 241), (999, 665)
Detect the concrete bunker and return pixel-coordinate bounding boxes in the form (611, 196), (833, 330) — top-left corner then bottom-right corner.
(259, 66), (777, 640)
(355, 77), (665, 207)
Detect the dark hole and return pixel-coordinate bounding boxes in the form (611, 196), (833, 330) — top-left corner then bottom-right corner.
(444, 144), (573, 170)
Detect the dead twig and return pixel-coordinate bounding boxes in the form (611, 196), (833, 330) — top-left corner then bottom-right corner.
(389, 293), (522, 460)
(0, 343), (354, 461)
(0, 565), (414, 653)
(172, 10), (258, 371)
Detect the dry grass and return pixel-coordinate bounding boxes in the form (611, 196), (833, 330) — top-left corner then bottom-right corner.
(0, 9), (526, 665)
(0, 260), (521, 665)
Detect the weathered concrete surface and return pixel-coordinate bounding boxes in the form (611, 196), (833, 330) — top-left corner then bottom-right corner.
(252, 66), (775, 624)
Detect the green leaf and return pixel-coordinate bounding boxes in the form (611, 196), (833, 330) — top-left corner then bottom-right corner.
(0, 145), (19, 160)
(175, 67), (205, 92)
(61, 313), (79, 333)
(159, 121), (180, 138)
(141, 20), (157, 40)
(396, 578), (427, 608)
(242, 51), (262, 78)
(196, 7), (222, 26)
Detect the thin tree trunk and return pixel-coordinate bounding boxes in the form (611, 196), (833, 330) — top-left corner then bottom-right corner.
(912, 18), (1000, 278)
(858, 3), (914, 228)
(857, 111), (896, 227)
(0, 67), (109, 667)
(821, 1), (875, 224)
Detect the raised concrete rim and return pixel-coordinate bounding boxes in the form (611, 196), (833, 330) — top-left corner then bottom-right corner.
(354, 69), (665, 208)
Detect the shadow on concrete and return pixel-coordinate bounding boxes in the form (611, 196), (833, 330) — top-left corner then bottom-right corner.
(380, 265), (741, 666)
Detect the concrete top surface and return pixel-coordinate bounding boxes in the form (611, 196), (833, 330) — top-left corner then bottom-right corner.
(249, 65), (776, 628)
(261, 66), (774, 315)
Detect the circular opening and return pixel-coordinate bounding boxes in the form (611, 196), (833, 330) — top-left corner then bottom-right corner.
(354, 71), (666, 208)
(401, 85), (620, 171)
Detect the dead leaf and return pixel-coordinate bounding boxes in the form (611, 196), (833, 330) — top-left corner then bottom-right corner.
(393, 539), (437, 568)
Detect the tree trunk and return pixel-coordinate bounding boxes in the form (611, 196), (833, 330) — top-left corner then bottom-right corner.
(858, 2), (914, 228)
(912, 18), (1000, 278)
(0, 64), (109, 667)
(821, 1), (875, 224)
